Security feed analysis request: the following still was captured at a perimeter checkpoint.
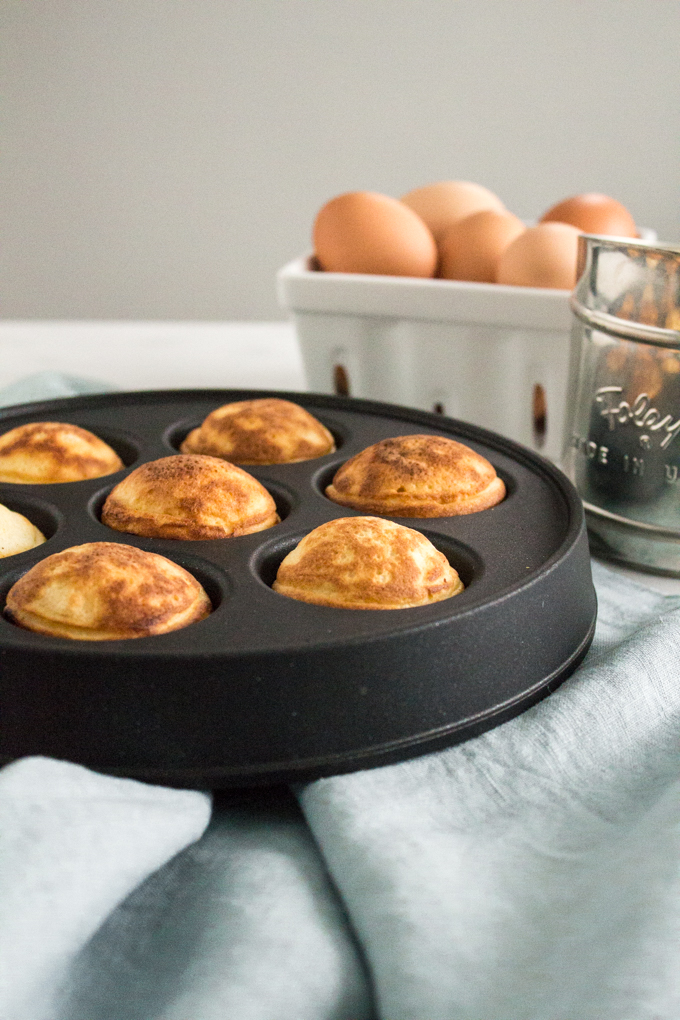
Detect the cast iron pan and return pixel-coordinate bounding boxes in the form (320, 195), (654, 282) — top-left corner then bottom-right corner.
(0, 390), (596, 787)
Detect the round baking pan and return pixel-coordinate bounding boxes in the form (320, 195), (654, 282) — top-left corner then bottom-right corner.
(0, 390), (596, 787)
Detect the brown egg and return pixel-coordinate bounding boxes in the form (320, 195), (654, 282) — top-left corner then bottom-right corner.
(438, 210), (526, 283)
(496, 222), (581, 289)
(400, 181), (505, 243)
(313, 192), (437, 277)
(540, 193), (637, 237)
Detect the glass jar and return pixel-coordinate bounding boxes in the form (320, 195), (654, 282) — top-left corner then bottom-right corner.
(564, 234), (680, 575)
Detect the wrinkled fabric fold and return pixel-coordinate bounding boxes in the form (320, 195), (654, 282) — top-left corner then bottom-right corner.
(299, 563), (680, 1019)
(0, 758), (211, 1020)
(55, 789), (374, 1020)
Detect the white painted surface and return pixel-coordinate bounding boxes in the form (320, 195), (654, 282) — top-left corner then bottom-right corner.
(0, 321), (305, 393)
(1, 1), (679, 320)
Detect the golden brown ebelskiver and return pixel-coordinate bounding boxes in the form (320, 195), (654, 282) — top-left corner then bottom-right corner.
(273, 516), (464, 610)
(0, 422), (123, 484)
(5, 542), (212, 640)
(326, 434), (505, 517)
(181, 398), (335, 465)
(0, 503), (46, 557)
(102, 454), (279, 540)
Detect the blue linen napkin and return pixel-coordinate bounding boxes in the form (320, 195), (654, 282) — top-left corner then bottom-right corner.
(0, 759), (211, 1020)
(299, 562), (680, 1019)
(0, 371), (117, 409)
(1, 374), (679, 1019)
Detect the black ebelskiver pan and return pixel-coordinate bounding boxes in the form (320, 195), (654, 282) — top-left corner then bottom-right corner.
(0, 390), (596, 787)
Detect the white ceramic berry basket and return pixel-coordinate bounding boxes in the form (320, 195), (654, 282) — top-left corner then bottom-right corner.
(277, 231), (656, 464)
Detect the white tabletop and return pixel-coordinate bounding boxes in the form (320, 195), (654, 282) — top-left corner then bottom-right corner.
(0, 320), (305, 393)
(2, 319), (679, 595)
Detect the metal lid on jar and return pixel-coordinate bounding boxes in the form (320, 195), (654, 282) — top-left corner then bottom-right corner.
(571, 234), (680, 348)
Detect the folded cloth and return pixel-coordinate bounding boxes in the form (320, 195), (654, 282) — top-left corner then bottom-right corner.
(0, 758), (211, 1020)
(2, 375), (680, 1019)
(0, 371), (117, 409)
(299, 563), (680, 1020)
(4, 568), (677, 1020)
(54, 789), (372, 1020)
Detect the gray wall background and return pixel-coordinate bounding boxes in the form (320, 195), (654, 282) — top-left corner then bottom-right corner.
(2, 0), (679, 320)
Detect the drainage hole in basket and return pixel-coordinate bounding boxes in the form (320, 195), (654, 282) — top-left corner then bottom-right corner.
(333, 364), (350, 397)
(532, 384), (547, 449)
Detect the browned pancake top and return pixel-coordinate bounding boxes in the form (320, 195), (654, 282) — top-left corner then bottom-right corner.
(273, 516), (463, 609)
(102, 454), (279, 540)
(326, 434), (505, 516)
(0, 422), (124, 484)
(180, 398), (335, 464)
(5, 541), (211, 639)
